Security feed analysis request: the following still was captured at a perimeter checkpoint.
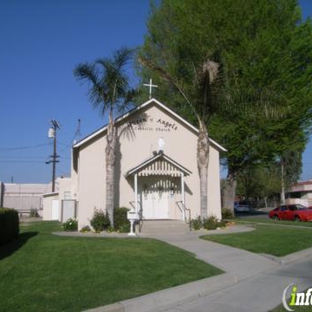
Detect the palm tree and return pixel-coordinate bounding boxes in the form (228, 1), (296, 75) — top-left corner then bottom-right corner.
(74, 47), (137, 227)
(140, 57), (220, 218)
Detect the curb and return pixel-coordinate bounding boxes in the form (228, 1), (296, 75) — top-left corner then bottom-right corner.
(83, 273), (237, 312)
(260, 246), (312, 265)
(282, 247), (312, 264)
(83, 303), (124, 312)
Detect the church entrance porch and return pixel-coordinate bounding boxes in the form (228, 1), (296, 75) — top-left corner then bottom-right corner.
(126, 153), (192, 221)
(139, 176), (176, 219)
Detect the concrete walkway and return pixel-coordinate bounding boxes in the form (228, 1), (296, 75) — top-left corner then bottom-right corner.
(80, 225), (312, 312)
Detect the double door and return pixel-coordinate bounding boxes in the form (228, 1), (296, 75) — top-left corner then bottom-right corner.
(140, 177), (169, 219)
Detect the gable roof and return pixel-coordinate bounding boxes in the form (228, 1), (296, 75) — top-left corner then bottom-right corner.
(73, 98), (226, 152)
(126, 153), (192, 177)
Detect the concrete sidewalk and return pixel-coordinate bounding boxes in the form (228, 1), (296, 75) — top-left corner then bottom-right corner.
(83, 225), (312, 312)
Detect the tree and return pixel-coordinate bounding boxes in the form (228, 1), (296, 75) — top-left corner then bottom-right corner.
(140, 56), (222, 218)
(74, 47), (138, 227)
(140, 0), (312, 212)
(234, 164), (282, 209)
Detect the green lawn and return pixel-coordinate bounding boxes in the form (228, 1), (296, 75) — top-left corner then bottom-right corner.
(0, 221), (222, 312)
(235, 217), (312, 227)
(202, 224), (312, 256)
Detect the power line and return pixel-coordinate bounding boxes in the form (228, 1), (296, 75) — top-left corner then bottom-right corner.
(58, 119), (82, 153)
(0, 155), (46, 159)
(0, 143), (50, 151)
(0, 160), (47, 164)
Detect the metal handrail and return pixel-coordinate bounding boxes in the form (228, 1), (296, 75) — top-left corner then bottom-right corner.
(129, 200), (143, 233)
(176, 201), (191, 230)
(129, 200), (143, 217)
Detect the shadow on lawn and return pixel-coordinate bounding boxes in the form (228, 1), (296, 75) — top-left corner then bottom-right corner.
(0, 231), (38, 261)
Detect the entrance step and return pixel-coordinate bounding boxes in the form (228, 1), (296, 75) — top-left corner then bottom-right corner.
(137, 220), (190, 235)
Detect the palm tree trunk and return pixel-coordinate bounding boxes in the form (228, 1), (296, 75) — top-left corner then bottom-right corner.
(105, 112), (116, 228)
(197, 122), (209, 218)
(280, 160), (286, 205)
(222, 171), (236, 213)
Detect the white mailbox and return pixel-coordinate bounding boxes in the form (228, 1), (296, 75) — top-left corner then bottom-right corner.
(127, 211), (139, 236)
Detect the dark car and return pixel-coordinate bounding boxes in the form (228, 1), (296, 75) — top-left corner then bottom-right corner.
(269, 204), (312, 222)
(234, 201), (250, 212)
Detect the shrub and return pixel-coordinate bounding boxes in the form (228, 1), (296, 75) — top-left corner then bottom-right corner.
(80, 225), (91, 233)
(221, 208), (234, 220)
(202, 216), (220, 230)
(62, 218), (78, 231)
(190, 216), (202, 230)
(0, 208), (19, 245)
(119, 223), (130, 233)
(114, 207), (130, 232)
(190, 215), (227, 231)
(202, 216), (227, 230)
(90, 208), (110, 232)
(106, 226), (115, 233)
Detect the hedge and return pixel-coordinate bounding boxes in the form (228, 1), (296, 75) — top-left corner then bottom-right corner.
(0, 208), (19, 246)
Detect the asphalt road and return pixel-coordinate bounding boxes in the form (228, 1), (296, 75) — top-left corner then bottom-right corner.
(235, 209), (269, 219)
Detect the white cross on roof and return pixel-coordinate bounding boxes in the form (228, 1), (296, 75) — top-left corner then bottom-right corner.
(143, 78), (158, 99)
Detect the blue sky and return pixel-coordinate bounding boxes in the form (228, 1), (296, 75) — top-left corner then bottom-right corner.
(0, 0), (312, 184)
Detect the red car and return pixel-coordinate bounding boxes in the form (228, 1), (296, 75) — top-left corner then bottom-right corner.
(269, 204), (312, 222)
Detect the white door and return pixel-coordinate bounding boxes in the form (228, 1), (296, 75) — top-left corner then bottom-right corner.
(141, 177), (169, 219)
(153, 191), (169, 218)
(61, 200), (76, 222)
(51, 199), (59, 220)
(142, 190), (154, 219)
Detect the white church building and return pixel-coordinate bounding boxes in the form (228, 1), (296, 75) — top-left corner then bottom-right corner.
(43, 98), (226, 230)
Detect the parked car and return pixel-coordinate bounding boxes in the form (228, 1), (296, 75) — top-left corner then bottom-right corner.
(234, 201), (250, 212)
(269, 204), (312, 222)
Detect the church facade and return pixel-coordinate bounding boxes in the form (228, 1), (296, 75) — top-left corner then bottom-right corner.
(44, 99), (226, 229)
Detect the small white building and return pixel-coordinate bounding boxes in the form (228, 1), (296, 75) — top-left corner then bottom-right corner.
(42, 177), (76, 222)
(0, 182), (51, 216)
(286, 180), (312, 206)
(43, 99), (226, 229)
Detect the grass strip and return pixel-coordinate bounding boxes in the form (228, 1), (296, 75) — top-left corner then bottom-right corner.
(0, 221), (222, 312)
(202, 224), (312, 257)
(235, 217), (312, 228)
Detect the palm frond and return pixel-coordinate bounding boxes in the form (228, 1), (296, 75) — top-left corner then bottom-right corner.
(74, 63), (99, 86)
(201, 59), (219, 84)
(113, 47), (134, 70)
(194, 58), (221, 122)
(74, 47), (138, 119)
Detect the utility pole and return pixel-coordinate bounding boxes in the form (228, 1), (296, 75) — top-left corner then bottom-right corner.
(46, 120), (60, 192)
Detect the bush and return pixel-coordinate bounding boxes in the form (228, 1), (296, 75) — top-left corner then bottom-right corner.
(202, 216), (220, 230)
(203, 216), (227, 230)
(90, 208), (110, 232)
(114, 207), (130, 232)
(221, 208), (234, 220)
(190, 215), (227, 231)
(80, 225), (91, 233)
(62, 218), (78, 231)
(0, 208), (19, 245)
(119, 223), (130, 233)
(106, 226), (115, 233)
(190, 216), (202, 230)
